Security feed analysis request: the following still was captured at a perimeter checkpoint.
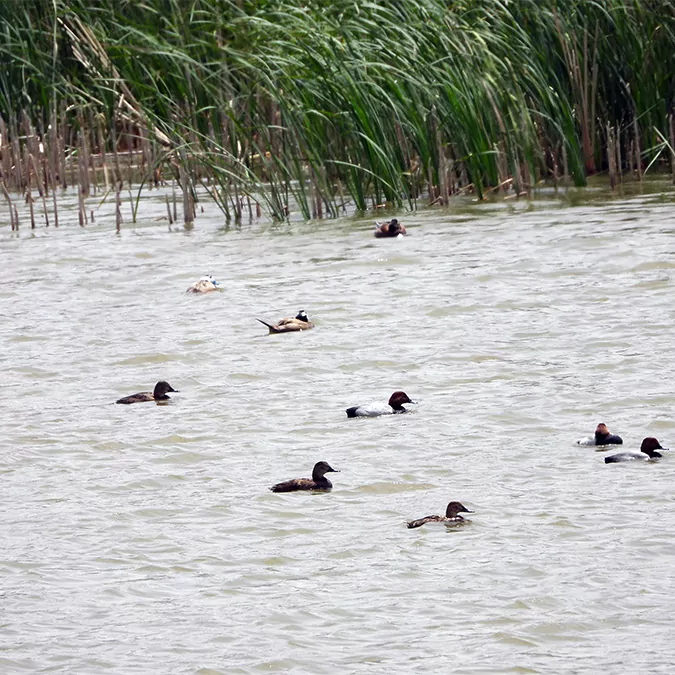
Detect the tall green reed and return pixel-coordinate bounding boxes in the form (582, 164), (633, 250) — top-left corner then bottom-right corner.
(1, 0), (674, 223)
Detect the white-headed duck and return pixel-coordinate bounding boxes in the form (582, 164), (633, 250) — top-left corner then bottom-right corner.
(257, 310), (314, 334)
(374, 218), (406, 238)
(270, 461), (338, 492)
(604, 437), (666, 463)
(407, 501), (474, 529)
(116, 380), (178, 404)
(576, 423), (623, 446)
(346, 391), (417, 418)
(186, 275), (220, 293)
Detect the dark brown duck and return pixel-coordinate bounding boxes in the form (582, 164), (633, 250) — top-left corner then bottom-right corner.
(407, 501), (473, 529)
(116, 380), (178, 404)
(270, 461), (338, 493)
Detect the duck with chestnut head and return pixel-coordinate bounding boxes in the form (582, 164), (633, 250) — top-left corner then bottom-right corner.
(604, 437), (666, 463)
(374, 218), (406, 238)
(346, 391), (417, 418)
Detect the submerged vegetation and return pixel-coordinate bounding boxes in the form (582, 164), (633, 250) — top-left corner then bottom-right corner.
(1, 0), (675, 225)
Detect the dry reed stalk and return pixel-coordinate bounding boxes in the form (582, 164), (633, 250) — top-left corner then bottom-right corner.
(550, 145), (559, 188)
(0, 116), (10, 186)
(11, 117), (23, 189)
(22, 112), (41, 195)
(13, 204), (19, 229)
(553, 11), (598, 174)
(86, 110), (98, 195)
(57, 102), (67, 189)
(316, 183), (323, 218)
(36, 119), (50, 198)
(512, 153), (523, 196)
(337, 179), (346, 212)
(22, 143), (37, 228)
(48, 106), (60, 227)
(607, 123), (617, 189)
(669, 111), (675, 185)
(2, 180), (16, 230)
(27, 188), (36, 228)
(495, 142), (509, 193)
(632, 116), (642, 180)
(232, 179), (242, 221)
(179, 162), (194, 226)
(115, 184), (122, 232)
(437, 128), (449, 205)
(521, 161), (532, 193)
(96, 114), (110, 191)
(30, 153), (50, 227)
(165, 194), (173, 224)
(138, 124), (150, 180)
(51, 188), (59, 228)
(77, 188), (85, 226)
(426, 165), (436, 203)
(171, 179), (178, 223)
(25, 187), (36, 229)
(125, 120), (134, 188)
(110, 118), (122, 185)
(615, 126), (622, 184)
(310, 167), (321, 218)
(48, 105), (58, 194)
(76, 133), (87, 226)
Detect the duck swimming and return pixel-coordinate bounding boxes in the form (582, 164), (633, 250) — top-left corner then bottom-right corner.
(576, 423), (623, 446)
(346, 391), (416, 418)
(116, 380), (178, 404)
(407, 501), (473, 529)
(270, 461), (338, 492)
(257, 310), (314, 334)
(374, 218), (406, 238)
(604, 437), (666, 463)
(186, 275), (220, 293)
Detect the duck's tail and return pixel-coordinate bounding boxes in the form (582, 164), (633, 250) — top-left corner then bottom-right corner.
(406, 518), (426, 529)
(256, 318), (276, 333)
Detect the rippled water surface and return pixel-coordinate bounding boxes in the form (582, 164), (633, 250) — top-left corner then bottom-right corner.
(2, 182), (675, 674)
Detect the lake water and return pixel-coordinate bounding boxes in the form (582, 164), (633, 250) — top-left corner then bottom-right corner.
(2, 180), (675, 674)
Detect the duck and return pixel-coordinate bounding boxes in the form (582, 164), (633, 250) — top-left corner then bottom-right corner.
(576, 423), (623, 446)
(346, 391), (416, 418)
(186, 275), (220, 293)
(407, 501), (474, 529)
(116, 380), (178, 404)
(374, 218), (406, 238)
(257, 310), (314, 334)
(604, 437), (666, 463)
(270, 461), (338, 492)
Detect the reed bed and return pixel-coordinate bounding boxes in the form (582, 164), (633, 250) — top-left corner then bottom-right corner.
(1, 0), (675, 225)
